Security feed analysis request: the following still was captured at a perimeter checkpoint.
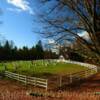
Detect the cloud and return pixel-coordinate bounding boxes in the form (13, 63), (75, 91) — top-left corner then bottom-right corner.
(82, 32), (90, 41)
(7, 8), (22, 13)
(79, 31), (91, 41)
(7, 0), (34, 15)
(48, 39), (55, 44)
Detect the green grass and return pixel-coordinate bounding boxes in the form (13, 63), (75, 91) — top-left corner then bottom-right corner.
(0, 60), (88, 77)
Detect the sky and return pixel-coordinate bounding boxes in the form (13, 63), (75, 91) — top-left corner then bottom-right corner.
(0, 0), (90, 48)
(0, 0), (42, 48)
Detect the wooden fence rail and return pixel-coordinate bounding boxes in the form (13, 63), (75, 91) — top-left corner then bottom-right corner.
(0, 60), (98, 90)
(48, 68), (97, 89)
(4, 68), (97, 90)
(58, 68), (97, 87)
(5, 71), (48, 90)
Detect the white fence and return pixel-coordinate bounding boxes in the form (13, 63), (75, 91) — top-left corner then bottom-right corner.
(5, 71), (48, 90)
(57, 60), (98, 73)
(49, 67), (97, 89)
(4, 60), (98, 90)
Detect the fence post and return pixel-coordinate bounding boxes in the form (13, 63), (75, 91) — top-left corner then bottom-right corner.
(70, 74), (72, 83)
(25, 75), (27, 85)
(46, 79), (48, 91)
(18, 73), (20, 82)
(34, 77), (37, 87)
(59, 76), (62, 87)
(85, 70), (87, 78)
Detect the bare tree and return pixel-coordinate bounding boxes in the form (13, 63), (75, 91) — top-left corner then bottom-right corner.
(34, 0), (100, 63)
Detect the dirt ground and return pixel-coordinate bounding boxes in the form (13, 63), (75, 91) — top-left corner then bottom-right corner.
(79, 73), (100, 91)
(0, 73), (100, 100)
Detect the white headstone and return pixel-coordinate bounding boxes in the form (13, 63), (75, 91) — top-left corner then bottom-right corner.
(59, 55), (65, 62)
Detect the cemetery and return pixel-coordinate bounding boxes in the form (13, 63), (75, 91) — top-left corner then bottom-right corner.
(0, 0), (100, 99)
(0, 60), (97, 90)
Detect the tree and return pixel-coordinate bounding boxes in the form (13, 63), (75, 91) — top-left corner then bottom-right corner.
(0, 39), (58, 61)
(35, 40), (44, 59)
(35, 0), (100, 64)
(0, 41), (13, 60)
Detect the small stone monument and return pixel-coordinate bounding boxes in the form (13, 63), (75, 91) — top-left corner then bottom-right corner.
(59, 55), (65, 62)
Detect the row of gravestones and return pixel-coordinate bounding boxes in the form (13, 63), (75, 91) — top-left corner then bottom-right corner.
(1, 60), (58, 72)
(0, 59), (66, 79)
(31, 60), (57, 67)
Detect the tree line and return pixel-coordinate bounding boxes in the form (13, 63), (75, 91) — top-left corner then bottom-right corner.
(0, 40), (58, 61)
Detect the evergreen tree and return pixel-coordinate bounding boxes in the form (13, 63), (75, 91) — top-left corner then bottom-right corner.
(36, 40), (44, 59)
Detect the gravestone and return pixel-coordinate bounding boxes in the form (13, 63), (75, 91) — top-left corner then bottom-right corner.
(59, 55), (65, 62)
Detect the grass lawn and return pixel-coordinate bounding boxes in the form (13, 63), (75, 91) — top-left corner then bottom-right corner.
(0, 60), (88, 77)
